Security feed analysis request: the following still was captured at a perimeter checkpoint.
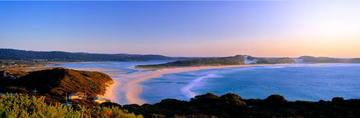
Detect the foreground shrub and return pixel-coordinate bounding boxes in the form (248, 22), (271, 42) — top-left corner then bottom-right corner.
(0, 94), (143, 118)
(0, 94), (82, 118)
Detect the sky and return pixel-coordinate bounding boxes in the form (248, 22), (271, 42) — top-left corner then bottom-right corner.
(0, 1), (360, 57)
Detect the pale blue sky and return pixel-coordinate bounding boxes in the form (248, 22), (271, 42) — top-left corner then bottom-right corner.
(1, 1), (359, 57)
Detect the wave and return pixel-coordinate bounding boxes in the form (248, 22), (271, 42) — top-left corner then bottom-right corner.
(181, 73), (221, 99)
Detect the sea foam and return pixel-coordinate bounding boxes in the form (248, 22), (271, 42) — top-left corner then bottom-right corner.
(181, 73), (221, 99)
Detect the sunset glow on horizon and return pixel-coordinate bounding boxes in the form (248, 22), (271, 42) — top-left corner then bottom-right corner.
(1, 1), (359, 58)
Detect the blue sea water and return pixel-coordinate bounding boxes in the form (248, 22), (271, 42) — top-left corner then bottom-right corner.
(140, 64), (360, 104)
(47, 62), (360, 104)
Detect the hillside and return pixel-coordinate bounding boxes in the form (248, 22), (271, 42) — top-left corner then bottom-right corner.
(0, 67), (113, 98)
(135, 55), (246, 68)
(136, 55), (360, 69)
(299, 56), (360, 63)
(245, 56), (295, 64)
(135, 55), (296, 69)
(0, 48), (173, 62)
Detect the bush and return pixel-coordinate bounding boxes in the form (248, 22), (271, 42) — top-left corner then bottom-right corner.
(0, 94), (142, 118)
(265, 94), (288, 104)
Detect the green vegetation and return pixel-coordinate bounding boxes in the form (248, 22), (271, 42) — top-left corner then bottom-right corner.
(0, 48), (173, 62)
(0, 94), (142, 118)
(256, 57), (295, 64)
(136, 55), (245, 68)
(2, 92), (360, 118)
(299, 56), (360, 63)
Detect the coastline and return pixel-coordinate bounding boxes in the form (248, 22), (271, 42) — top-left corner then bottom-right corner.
(60, 65), (228, 105)
(47, 62), (356, 105)
(125, 64), (258, 105)
(125, 63), (343, 105)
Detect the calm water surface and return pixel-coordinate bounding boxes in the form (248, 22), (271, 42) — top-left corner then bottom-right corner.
(140, 64), (360, 104)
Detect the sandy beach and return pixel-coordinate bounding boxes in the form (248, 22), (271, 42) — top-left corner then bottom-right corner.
(99, 81), (120, 102)
(124, 65), (254, 105)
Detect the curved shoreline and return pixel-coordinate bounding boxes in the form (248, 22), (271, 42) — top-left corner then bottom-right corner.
(124, 63), (339, 105)
(124, 65), (254, 105)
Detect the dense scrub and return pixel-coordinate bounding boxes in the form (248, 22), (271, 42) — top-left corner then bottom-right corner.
(256, 57), (295, 64)
(0, 94), (143, 118)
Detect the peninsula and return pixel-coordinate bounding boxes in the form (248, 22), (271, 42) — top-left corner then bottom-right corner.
(135, 55), (360, 69)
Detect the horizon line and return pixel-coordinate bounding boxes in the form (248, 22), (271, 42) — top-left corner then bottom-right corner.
(1, 48), (358, 59)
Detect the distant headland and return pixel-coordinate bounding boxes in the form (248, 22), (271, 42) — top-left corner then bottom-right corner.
(1, 48), (360, 70)
(135, 55), (360, 69)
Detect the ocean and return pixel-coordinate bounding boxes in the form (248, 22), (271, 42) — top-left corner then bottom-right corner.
(48, 61), (360, 104)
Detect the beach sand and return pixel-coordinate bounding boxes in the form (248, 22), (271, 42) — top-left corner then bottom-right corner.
(99, 81), (120, 102)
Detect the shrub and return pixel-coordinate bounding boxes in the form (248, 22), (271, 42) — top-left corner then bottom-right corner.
(0, 94), (142, 118)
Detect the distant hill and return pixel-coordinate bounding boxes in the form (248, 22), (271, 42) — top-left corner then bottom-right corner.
(135, 55), (296, 69)
(245, 56), (295, 64)
(135, 55), (245, 68)
(0, 67), (113, 98)
(136, 54), (360, 69)
(299, 56), (360, 63)
(0, 48), (173, 62)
